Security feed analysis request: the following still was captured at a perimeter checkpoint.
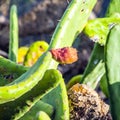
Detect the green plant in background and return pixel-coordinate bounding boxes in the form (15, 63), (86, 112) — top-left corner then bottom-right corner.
(9, 5), (18, 63)
(1, 0), (120, 119)
(18, 46), (29, 64)
(23, 41), (49, 67)
(17, 40), (49, 66)
(106, 0), (120, 17)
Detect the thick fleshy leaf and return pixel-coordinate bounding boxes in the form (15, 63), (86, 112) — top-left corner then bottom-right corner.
(105, 25), (120, 120)
(0, 69), (61, 120)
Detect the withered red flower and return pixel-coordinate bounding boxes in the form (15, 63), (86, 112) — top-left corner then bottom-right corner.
(50, 47), (78, 64)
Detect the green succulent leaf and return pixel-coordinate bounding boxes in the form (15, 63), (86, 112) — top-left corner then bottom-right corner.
(84, 16), (120, 45)
(0, 56), (28, 86)
(100, 74), (109, 97)
(0, 69), (61, 120)
(35, 111), (51, 120)
(19, 100), (54, 120)
(105, 24), (120, 120)
(0, 52), (51, 104)
(80, 43), (105, 89)
(42, 79), (69, 120)
(24, 41), (49, 67)
(9, 5), (19, 62)
(66, 75), (82, 90)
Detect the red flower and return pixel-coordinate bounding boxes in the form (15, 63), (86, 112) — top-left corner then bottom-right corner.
(50, 47), (78, 64)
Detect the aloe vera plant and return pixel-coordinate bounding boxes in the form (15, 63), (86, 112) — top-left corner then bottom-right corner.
(1, 0), (96, 100)
(3, 0), (120, 119)
(0, 0), (98, 119)
(1, 0), (120, 119)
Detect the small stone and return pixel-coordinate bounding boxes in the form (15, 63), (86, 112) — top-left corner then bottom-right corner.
(68, 83), (112, 120)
